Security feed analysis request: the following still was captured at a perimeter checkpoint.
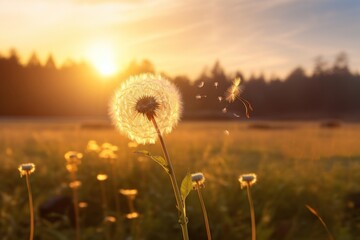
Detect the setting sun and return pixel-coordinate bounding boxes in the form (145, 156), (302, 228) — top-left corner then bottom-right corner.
(86, 42), (118, 77)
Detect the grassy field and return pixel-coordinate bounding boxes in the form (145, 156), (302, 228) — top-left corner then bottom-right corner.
(0, 120), (360, 240)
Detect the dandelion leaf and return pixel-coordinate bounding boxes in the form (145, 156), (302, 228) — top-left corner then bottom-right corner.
(181, 173), (193, 202)
(135, 150), (169, 173)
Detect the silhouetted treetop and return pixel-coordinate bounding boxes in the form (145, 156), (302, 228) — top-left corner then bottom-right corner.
(0, 49), (359, 119)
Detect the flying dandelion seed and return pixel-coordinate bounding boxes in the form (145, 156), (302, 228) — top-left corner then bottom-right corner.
(225, 85), (242, 103)
(218, 96), (223, 102)
(224, 130), (230, 136)
(198, 81), (204, 88)
(233, 113), (240, 118)
(222, 108), (227, 113)
(110, 73), (182, 144)
(214, 82), (218, 88)
(196, 95), (202, 99)
(224, 77), (253, 118)
(233, 77), (241, 86)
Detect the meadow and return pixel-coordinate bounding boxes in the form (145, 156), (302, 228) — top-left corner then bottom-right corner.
(1, 119), (360, 240)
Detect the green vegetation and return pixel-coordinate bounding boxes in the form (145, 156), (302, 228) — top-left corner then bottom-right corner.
(1, 120), (359, 239)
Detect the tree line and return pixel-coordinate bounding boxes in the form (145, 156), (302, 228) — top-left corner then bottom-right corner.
(1, 49), (359, 120)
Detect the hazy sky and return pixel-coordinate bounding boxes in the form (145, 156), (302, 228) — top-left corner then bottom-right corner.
(0, 0), (359, 78)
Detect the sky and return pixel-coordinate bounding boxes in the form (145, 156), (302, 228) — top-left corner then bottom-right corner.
(0, 0), (360, 79)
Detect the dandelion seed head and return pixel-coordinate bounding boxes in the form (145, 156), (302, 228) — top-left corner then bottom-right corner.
(239, 173), (257, 188)
(69, 180), (82, 189)
(64, 151), (83, 165)
(135, 96), (160, 120)
(110, 73), (182, 145)
(86, 140), (100, 152)
(105, 216), (117, 223)
(126, 212), (139, 219)
(119, 189), (138, 198)
(101, 143), (118, 152)
(191, 172), (206, 188)
(99, 149), (117, 160)
(79, 202), (88, 208)
(97, 174), (108, 181)
(66, 163), (78, 173)
(18, 163), (35, 177)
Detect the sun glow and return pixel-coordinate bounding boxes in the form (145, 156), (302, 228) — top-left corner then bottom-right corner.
(86, 42), (118, 77)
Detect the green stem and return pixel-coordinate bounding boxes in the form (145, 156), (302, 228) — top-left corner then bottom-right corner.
(319, 218), (334, 240)
(246, 184), (256, 240)
(196, 184), (211, 240)
(128, 198), (135, 213)
(100, 180), (111, 240)
(150, 117), (189, 240)
(110, 160), (121, 217)
(70, 172), (80, 240)
(25, 173), (34, 240)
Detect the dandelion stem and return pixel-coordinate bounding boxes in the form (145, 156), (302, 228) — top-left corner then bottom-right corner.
(110, 164), (121, 218)
(100, 180), (111, 240)
(128, 198), (135, 213)
(70, 172), (81, 240)
(246, 183), (256, 240)
(196, 184), (212, 240)
(319, 218), (334, 240)
(25, 173), (34, 240)
(150, 116), (189, 240)
(305, 205), (334, 240)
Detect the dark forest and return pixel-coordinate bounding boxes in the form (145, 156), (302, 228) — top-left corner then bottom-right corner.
(1, 50), (359, 120)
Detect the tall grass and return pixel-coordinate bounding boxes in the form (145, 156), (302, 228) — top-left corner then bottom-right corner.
(1, 120), (360, 239)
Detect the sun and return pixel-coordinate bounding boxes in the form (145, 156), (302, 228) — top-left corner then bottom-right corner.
(86, 42), (118, 77)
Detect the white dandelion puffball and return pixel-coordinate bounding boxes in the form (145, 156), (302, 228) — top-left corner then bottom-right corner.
(110, 73), (182, 144)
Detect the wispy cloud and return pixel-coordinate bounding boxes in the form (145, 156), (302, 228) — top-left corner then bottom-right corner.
(0, 0), (359, 77)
